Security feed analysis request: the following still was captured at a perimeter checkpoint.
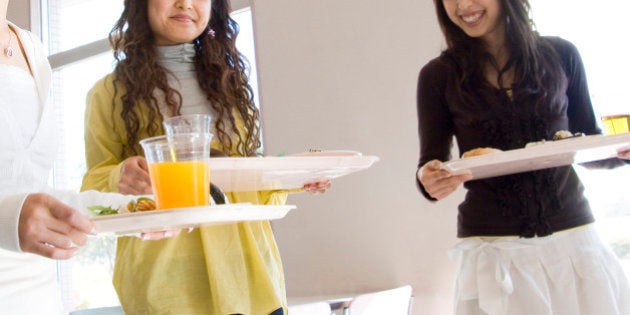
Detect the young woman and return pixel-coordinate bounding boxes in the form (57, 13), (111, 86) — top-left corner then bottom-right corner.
(416, 0), (630, 314)
(0, 0), (124, 313)
(81, 0), (328, 314)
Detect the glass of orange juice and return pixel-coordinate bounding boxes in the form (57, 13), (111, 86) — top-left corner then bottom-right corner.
(140, 133), (213, 210)
(602, 114), (630, 135)
(163, 114), (212, 134)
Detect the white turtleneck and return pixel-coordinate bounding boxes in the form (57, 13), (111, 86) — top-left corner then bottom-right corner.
(155, 43), (217, 128)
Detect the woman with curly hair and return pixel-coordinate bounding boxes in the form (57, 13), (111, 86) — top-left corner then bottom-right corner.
(416, 0), (630, 314)
(81, 0), (327, 313)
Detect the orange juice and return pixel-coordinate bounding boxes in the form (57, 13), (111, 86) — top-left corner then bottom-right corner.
(149, 160), (210, 209)
(602, 115), (630, 135)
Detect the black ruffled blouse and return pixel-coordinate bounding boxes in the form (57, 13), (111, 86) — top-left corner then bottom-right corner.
(416, 36), (610, 238)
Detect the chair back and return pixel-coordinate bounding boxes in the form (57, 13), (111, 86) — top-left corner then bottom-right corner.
(69, 306), (125, 315)
(288, 301), (333, 315)
(344, 285), (412, 315)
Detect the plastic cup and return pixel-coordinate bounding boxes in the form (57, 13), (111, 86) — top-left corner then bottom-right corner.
(140, 133), (213, 210)
(163, 114), (212, 135)
(602, 114), (630, 135)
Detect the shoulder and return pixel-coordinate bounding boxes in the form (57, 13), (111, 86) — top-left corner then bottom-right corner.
(540, 36), (585, 75)
(89, 73), (120, 98)
(10, 22), (46, 57)
(92, 73), (117, 88)
(420, 55), (451, 76)
(86, 73), (125, 120)
(11, 22), (40, 44)
(418, 54), (453, 87)
(540, 36), (581, 59)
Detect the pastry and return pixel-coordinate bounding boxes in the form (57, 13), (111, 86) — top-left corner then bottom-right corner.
(462, 147), (502, 158)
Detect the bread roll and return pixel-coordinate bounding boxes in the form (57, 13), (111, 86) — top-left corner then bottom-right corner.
(552, 130), (585, 141)
(552, 130), (574, 141)
(462, 147), (502, 158)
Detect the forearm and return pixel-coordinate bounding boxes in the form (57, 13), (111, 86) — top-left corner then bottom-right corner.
(0, 193), (29, 252)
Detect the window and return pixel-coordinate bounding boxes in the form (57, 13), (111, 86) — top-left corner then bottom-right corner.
(37, 1), (259, 311)
(530, 1), (630, 274)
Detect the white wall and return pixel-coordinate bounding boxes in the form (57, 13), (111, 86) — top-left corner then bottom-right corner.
(252, 1), (466, 314)
(7, 1), (29, 29)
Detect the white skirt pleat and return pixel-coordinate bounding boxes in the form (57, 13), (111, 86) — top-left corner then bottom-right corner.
(449, 224), (630, 315)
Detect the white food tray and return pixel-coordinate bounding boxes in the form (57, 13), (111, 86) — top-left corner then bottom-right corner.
(93, 203), (295, 235)
(209, 153), (379, 192)
(443, 133), (630, 180)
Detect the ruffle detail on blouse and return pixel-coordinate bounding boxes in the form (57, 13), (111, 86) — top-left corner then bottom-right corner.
(472, 116), (563, 238)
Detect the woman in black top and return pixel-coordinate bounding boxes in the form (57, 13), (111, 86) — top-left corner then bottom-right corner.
(416, 0), (630, 314)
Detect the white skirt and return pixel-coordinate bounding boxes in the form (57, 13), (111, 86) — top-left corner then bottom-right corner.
(449, 224), (630, 315)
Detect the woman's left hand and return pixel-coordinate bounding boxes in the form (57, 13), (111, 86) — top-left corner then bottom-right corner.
(618, 149), (630, 160)
(303, 180), (332, 195)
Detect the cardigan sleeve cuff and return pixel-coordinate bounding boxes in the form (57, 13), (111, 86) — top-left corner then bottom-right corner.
(107, 162), (124, 192)
(416, 168), (438, 202)
(0, 193), (29, 252)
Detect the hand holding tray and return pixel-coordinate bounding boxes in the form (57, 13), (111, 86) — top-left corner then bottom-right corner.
(209, 152), (379, 192)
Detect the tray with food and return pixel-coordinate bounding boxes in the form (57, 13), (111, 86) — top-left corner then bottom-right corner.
(90, 197), (296, 235)
(442, 132), (630, 180)
(208, 151), (379, 192)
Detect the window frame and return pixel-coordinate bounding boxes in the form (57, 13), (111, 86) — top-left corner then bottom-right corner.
(35, 0), (252, 70)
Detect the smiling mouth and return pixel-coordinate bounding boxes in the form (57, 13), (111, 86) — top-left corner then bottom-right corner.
(461, 11), (484, 24)
(172, 15), (194, 22)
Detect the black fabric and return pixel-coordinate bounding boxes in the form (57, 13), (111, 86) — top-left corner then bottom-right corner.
(415, 37), (603, 238)
(210, 183), (226, 204)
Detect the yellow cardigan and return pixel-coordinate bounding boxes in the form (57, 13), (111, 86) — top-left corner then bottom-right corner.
(82, 74), (288, 315)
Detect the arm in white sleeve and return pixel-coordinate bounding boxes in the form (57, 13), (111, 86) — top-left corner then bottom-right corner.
(0, 193), (29, 252)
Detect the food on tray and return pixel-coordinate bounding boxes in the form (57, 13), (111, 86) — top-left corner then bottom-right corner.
(552, 130), (574, 140)
(287, 150), (363, 157)
(127, 197), (157, 212)
(526, 130), (586, 147)
(88, 197), (157, 216)
(525, 140), (546, 148)
(462, 147), (502, 158)
(87, 205), (120, 216)
(552, 130), (585, 141)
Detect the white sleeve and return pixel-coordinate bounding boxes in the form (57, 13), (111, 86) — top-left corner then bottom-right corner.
(0, 193), (29, 252)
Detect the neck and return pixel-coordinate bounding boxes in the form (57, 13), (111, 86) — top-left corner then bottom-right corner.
(480, 18), (509, 65)
(0, 0), (8, 25)
(482, 33), (510, 71)
(1, 1), (8, 35)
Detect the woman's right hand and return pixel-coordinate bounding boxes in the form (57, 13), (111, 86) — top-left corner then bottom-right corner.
(19, 193), (95, 259)
(119, 156), (152, 195)
(418, 160), (472, 200)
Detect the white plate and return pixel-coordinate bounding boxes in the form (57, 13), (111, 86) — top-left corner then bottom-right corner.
(92, 203), (296, 236)
(443, 133), (630, 180)
(208, 154), (379, 192)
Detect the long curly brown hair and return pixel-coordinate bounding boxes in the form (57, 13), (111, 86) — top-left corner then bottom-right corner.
(110, 0), (260, 157)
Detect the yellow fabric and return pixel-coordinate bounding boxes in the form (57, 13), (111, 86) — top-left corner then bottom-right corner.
(82, 74), (288, 315)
